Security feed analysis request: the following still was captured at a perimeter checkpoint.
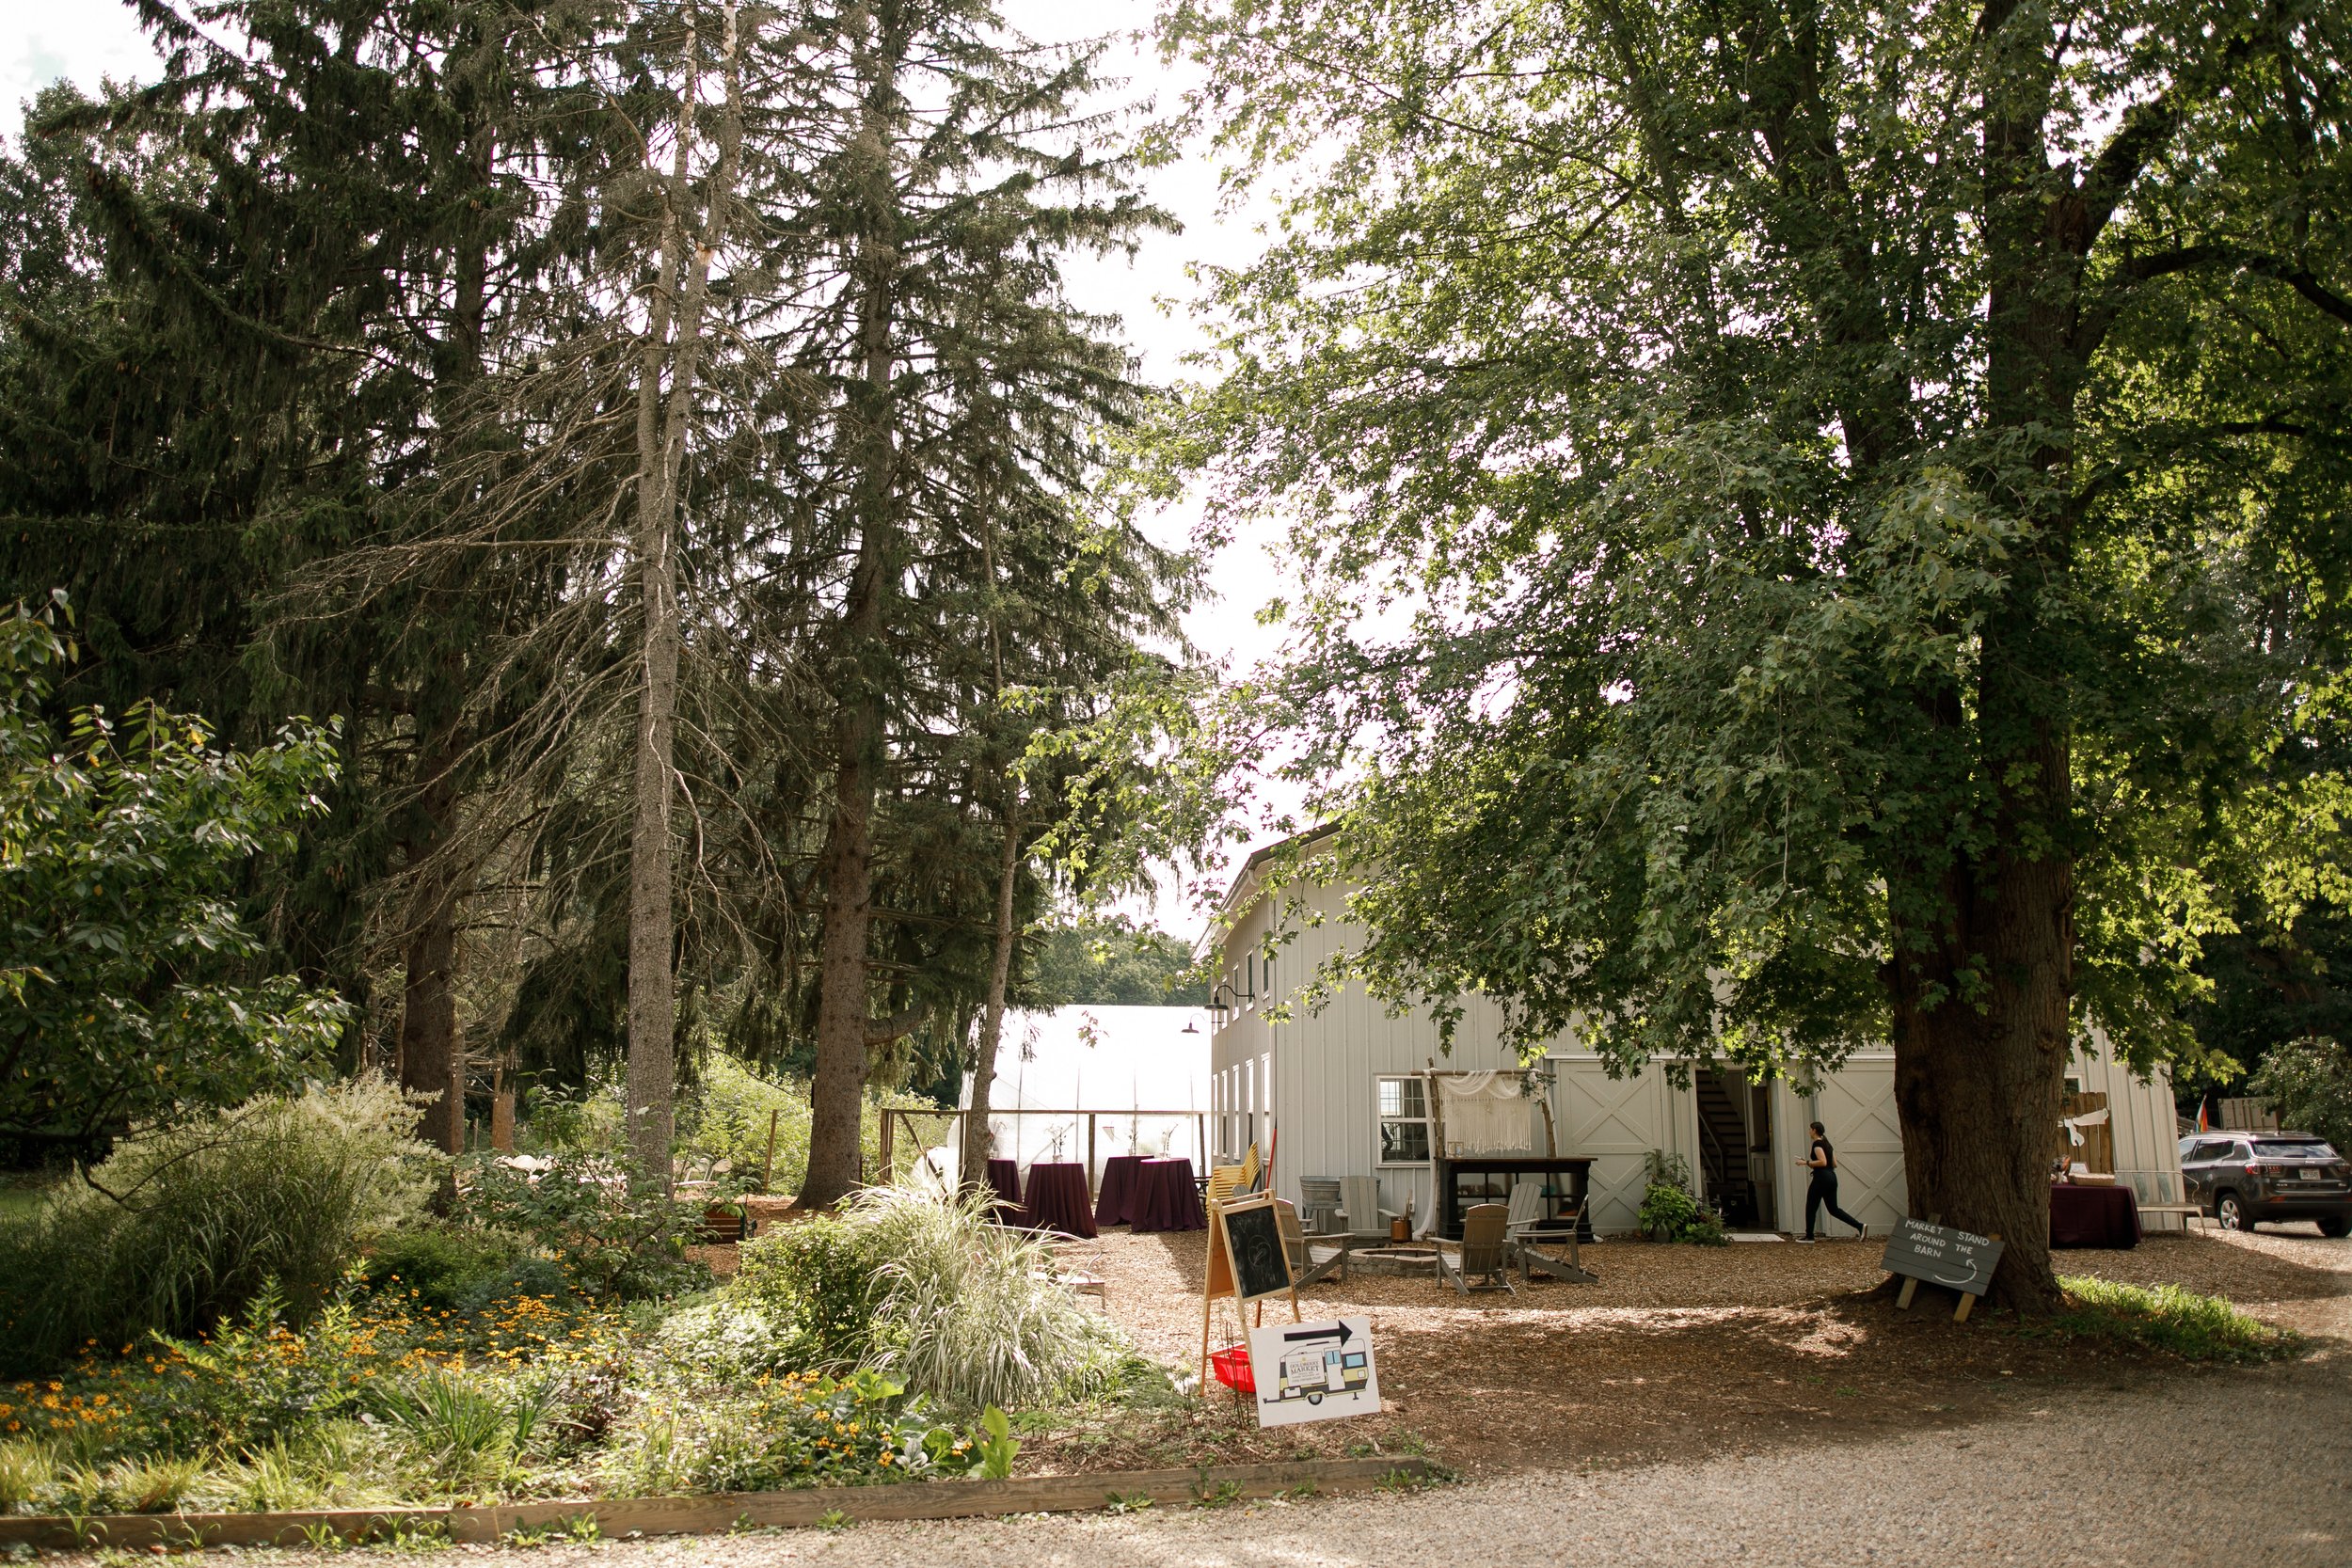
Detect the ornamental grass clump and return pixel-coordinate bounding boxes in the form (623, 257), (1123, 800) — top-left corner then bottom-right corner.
(0, 1077), (438, 1374)
(734, 1187), (1125, 1413)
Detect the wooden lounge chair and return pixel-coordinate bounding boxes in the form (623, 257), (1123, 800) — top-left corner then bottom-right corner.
(1238, 1142), (1263, 1193)
(1435, 1202), (1518, 1296)
(1334, 1176), (1397, 1240)
(1276, 1199), (1348, 1287)
(1297, 1177), (1343, 1235)
(1503, 1179), (1548, 1240)
(1515, 1196), (1597, 1286)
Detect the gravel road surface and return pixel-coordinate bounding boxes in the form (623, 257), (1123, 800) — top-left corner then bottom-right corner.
(409, 1352), (2347, 1568)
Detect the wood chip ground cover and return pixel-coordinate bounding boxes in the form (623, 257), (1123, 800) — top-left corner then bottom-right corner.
(703, 1218), (2348, 1481)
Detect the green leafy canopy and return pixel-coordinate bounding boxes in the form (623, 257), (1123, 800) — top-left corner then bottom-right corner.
(0, 595), (350, 1158)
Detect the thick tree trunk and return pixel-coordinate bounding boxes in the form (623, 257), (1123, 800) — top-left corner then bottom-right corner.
(959, 792), (1022, 1193)
(1887, 659), (2074, 1312)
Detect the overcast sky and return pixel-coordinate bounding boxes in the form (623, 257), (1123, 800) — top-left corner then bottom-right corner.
(2, 0), (1298, 933)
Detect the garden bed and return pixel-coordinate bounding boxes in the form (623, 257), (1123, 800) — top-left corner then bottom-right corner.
(0, 1456), (1433, 1550)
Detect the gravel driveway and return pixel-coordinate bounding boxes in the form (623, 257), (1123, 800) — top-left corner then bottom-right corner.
(390, 1350), (2345, 1568)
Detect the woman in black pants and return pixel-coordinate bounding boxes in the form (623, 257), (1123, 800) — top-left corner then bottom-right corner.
(1797, 1120), (1867, 1241)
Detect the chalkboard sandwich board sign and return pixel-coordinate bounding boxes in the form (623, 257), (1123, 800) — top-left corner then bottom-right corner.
(1199, 1192), (1302, 1392)
(1880, 1217), (2004, 1322)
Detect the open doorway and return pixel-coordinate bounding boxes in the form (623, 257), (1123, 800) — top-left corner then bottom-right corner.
(1693, 1066), (1770, 1228)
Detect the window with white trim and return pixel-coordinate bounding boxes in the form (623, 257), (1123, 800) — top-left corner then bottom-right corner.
(1376, 1074), (1431, 1165)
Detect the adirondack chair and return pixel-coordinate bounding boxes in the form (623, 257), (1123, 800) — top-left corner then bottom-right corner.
(1275, 1199), (1347, 1287)
(1297, 1178), (1344, 1235)
(1514, 1190), (1598, 1286)
(1503, 1179), (1549, 1240)
(1435, 1202), (1517, 1295)
(1333, 1176), (1396, 1239)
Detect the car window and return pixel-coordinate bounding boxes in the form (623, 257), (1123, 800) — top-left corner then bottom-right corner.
(2185, 1140), (2232, 1164)
(2252, 1141), (2335, 1161)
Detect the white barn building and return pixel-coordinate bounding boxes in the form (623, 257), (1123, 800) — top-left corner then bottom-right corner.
(1202, 842), (2188, 1237)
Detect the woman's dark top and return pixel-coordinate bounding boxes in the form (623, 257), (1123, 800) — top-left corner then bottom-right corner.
(1810, 1136), (1836, 1174)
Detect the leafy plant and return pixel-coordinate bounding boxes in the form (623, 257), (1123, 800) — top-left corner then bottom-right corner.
(972, 1405), (1016, 1481)
(1636, 1152), (1726, 1244)
(456, 1152), (706, 1302)
(0, 595), (349, 1160)
(2248, 1037), (2352, 1153)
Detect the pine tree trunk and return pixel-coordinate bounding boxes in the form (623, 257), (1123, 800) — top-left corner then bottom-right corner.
(801, 42), (902, 1212)
(960, 790), (1022, 1193)
(398, 898), (464, 1155)
(623, 9), (741, 1189)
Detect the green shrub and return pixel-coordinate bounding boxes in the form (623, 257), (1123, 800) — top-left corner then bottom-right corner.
(733, 1188), (1125, 1413)
(1635, 1151), (1725, 1244)
(0, 1078), (438, 1373)
(358, 1225), (563, 1316)
(456, 1151), (707, 1302)
(2052, 1277), (2300, 1364)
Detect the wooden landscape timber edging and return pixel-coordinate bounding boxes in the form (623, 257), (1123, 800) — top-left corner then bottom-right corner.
(0, 1457), (1434, 1551)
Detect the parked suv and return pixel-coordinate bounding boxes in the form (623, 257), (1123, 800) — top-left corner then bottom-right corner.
(2178, 1132), (2352, 1236)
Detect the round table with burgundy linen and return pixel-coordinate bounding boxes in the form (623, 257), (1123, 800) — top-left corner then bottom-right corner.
(1018, 1161), (1099, 1238)
(983, 1157), (1022, 1214)
(1093, 1153), (1147, 1227)
(2050, 1180), (2141, 1248)
(1130, 1156), (1204, 1232)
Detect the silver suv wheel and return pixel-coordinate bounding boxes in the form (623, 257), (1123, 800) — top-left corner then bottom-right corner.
(2217, 1191), (2254, 1231)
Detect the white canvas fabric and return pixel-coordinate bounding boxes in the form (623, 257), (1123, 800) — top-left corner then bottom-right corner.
(1437, 1071), (1539, 1156)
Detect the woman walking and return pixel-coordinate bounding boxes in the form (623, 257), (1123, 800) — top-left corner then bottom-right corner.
(1797, 1120), (1867, 1241)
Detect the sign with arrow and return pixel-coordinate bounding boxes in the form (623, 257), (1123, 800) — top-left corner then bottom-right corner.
(1246, 1315), (1383, 1429)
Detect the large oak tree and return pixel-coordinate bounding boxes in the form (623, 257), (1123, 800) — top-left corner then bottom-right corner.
(1168, 0), (2352, 1304)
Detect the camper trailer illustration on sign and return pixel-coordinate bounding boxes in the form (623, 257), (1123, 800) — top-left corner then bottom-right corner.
(1248, 1316), (1381, 1427)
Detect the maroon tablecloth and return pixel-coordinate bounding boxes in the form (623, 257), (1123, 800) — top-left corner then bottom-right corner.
(2051, 1181), (2140, 1248)
(1094, 1154), (1146, 1227)
(1018, 1162), (1098, 1238)
(984, 1158), (1022, 1212)
(1131, 1157), (1204, 1232)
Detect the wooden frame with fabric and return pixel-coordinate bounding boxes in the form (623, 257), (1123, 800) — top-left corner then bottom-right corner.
(1434, 1202), (1517, 1296)
(1274, 1199), (1349, 1287)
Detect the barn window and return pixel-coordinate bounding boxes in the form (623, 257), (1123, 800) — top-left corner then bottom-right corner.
(1376, 1075), (1430, 1165)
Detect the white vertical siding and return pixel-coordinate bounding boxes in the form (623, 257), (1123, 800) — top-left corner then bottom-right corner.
(1207, 869), (2193, 1239)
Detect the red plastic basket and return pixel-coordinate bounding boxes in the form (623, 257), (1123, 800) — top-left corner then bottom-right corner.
(1208, 1344), (1255, 1394)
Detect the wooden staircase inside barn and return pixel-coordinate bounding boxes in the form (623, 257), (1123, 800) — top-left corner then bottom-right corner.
(1694, 1069), (1758, 1227)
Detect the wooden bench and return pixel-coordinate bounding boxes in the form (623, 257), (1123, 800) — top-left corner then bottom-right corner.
(2137, 1202), (2205, 1233)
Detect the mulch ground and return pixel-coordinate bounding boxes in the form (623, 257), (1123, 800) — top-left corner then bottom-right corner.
(688, 1217), (2351, 1481)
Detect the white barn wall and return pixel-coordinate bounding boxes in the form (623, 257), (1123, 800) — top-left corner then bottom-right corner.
(1207, 866), (2186, 1237)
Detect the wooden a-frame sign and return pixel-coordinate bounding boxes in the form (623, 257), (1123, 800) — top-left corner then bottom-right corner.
(1199, 1191), (1301, 1388)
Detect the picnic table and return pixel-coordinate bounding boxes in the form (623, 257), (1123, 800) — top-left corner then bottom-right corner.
(1093, 1153), (1146, 1227)
(2050, 1180), (2140, 1248)
(1018, 1161), (1098, 1238)
(1130, 1156), (1204, 1232)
